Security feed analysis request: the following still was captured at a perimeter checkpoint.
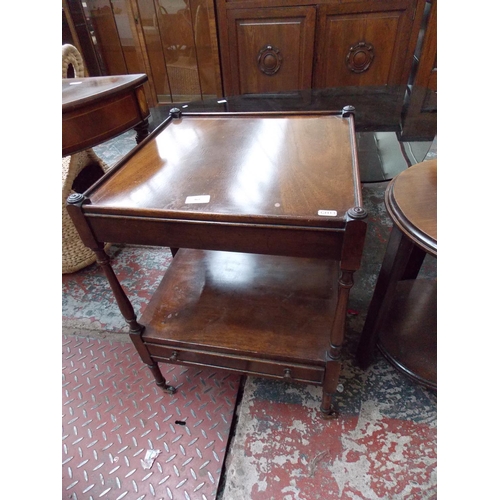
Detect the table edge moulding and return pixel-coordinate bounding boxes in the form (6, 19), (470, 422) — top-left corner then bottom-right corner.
(66, 106), (368, 419)
(62, 74), (151, 157)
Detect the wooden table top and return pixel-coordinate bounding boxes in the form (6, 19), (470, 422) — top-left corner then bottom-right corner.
(85, 112), (362, 229)
(62, 74), (148, 113)
(62, 74), (150, 157)
(385, 159), (437, 255)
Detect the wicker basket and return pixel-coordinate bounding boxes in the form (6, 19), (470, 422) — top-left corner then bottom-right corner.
(62, 44), (85, 78)
(62, 151), (111, 274)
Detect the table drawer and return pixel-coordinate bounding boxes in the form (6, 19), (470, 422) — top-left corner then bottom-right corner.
(145, 343), (325, 385)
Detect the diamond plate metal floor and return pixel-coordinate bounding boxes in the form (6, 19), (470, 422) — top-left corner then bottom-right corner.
(62, 335), (241, 499)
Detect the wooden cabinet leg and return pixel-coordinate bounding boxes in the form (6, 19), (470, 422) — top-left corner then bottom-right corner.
(94, 248), (177, 394)
(134, 118), (149, 143)
(320, 353), (342, 419)
(356, 227), (416, 369)
(401, 245), (426, 280)
(320, 269), (355, 418)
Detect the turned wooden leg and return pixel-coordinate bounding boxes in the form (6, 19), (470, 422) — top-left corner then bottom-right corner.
(94, 248), (177, 395)
(320, 350), (342, 419)
(321, 269), (355, 418)
(134, 119), (149, 143)
(67, 194), (176, 395)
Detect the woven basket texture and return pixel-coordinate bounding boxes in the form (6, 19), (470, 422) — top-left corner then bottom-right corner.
(62, 44), (85, 78)
(62, 151), (111, 274)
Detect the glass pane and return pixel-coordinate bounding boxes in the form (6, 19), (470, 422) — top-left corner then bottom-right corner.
(136, 0), (172, 103)
(157, 0), (202, 101)
(86, 0), (128, 75)
(190, 0), (221, 99)
(109, 0), (143, 75)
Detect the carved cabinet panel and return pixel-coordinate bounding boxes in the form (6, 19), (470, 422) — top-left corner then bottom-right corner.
(224, 7), (316, 95)
(314, 3), (418, 87)
(217, 0), (426, 96)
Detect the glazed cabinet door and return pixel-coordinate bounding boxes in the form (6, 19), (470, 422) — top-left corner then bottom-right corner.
(314, 0), (421, 87)
(223, 7), (316, 96)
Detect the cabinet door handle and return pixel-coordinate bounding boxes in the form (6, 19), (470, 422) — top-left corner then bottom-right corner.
(346, 41), (374, 74)
(258, 45), (283, 75)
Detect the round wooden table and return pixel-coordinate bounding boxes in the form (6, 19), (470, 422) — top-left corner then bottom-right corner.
(356, 159), (437, 389)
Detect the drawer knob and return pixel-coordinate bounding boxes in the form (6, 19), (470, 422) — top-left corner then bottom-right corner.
(283, 368), (292, 381)
(258, 45), (282, 75)
(169, 351), (179, 362)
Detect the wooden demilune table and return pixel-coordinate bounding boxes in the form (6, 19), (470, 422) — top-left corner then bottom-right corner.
(67, 108), (367, 418)
(62, 74), (150, 157)
(356, 159), (437, 389)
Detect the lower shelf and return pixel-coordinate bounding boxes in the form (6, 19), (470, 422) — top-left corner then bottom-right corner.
(377, 279), (437, 390)
(140, 248), (341, 384)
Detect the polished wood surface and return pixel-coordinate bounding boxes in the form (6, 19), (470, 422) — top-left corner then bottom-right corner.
(357, 159), (437, 389)
(386, 159), (437, 255)
(315, 1), (423, 88)
(67, 109), (367, 418)
(62, 74), (150, 156)
(87, 113), (358, 225)
(225, 6), (316, 94)
(82, 112), (362, 260)
(378, 279), (437, 389)
(141, 249), (339, 383)
(216, 0), (426, 96)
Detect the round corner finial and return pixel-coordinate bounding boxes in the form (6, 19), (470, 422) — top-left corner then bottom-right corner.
(347, 206), (367, 219)
(169, 107), (182, 118)
(342, 105), (355, 117)
(67, 193), (85, 205)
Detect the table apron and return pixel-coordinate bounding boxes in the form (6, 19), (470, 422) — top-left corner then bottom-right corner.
(62, 93), (146, 156)
(145, 343), (326, 385)
(86, 214), (345, 260)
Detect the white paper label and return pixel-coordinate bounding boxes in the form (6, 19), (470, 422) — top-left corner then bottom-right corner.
(318, 210), (338, 216)
(185, 195), (210, 204)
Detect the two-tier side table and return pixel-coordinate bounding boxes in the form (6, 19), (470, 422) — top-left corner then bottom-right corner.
(67, 108), (368, 418)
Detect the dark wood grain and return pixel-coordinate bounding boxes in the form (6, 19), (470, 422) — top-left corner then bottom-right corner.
(141, 249), (338, 368)
(67, 110), (367, 418)
(225, 6), (316, 95)
(378, 279), (437, 389)
(356, 159), (437, 389)
(62, 74), (150, 156)
(217, 0), (426, 95)
(86, 113), (358, 225)
(386, 159), (437, 256)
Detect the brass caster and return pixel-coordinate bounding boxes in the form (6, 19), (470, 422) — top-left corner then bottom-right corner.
(319, 405), (340, 420)
(163, 384), (177, 395)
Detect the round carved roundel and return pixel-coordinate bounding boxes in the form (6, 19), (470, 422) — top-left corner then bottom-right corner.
(258, 45), (283, 75)
(346, 42), (374, 73)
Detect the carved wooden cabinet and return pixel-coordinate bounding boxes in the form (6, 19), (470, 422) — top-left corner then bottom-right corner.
(224, 6), (316, 94)
(216, 0), (427, 96)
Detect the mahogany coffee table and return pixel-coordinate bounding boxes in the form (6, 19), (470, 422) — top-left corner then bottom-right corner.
(67, 108), (367, 418)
